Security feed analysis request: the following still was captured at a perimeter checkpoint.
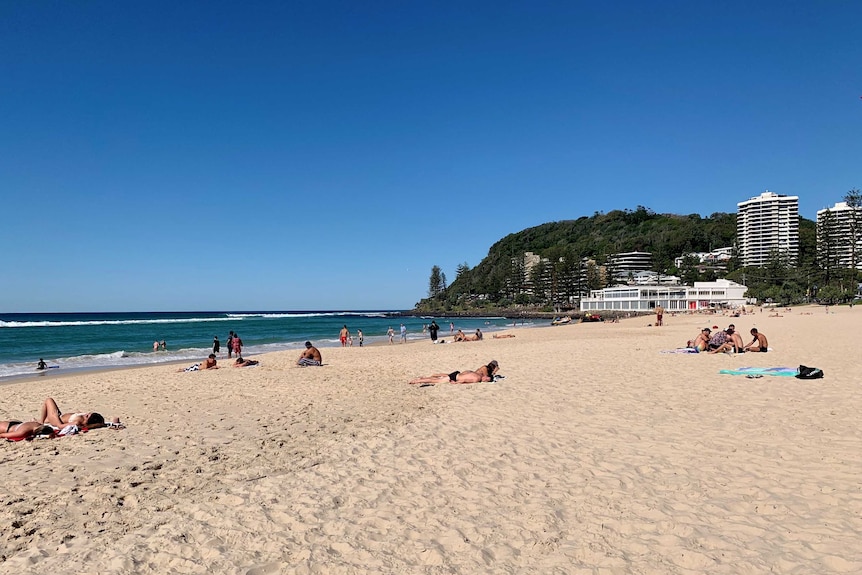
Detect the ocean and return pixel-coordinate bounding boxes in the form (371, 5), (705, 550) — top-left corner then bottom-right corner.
(0, 311), (532, 380)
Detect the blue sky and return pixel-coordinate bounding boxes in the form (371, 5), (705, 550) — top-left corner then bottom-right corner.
(2, 1), (860, 312)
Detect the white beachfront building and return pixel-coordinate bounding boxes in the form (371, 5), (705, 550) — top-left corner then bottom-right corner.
(579, 279), (748, 313)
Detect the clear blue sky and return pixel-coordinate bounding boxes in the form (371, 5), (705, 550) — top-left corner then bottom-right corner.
(2, 1), (860, 312)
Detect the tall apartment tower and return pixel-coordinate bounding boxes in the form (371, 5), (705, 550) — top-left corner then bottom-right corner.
(816, 201), (862, 270)
(737, 191), (799, 267)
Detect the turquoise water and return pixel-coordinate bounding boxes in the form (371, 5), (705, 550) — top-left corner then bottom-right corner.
(0, 311), (531, 379)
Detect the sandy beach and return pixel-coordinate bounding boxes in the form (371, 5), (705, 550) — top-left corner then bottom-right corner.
(2, 307), (860, 574)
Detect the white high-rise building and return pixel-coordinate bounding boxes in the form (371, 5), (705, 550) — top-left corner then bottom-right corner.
(816, 201), (862, 270)
(737, 191), (799, 267)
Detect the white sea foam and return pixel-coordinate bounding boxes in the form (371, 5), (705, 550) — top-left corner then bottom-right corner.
(0, 317), (236, 328)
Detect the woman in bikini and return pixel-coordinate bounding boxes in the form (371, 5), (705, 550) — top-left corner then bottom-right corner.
(38, 397), (114, 429)
(0, 420), (53, 441)
(409, 360), (500, 385)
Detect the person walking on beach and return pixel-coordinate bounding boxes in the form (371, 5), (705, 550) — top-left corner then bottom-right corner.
(213, 336), (220, 355)
(428, 320), (439, 342)
(400, 324), (407, 343)
(387, 326), (394, 344)
(232, 333), (243, 357)
(297, 341), (322, 366)
(357, 329), (364, 347)
(227, 331), (235, 359)
(340, 325), (349, 347)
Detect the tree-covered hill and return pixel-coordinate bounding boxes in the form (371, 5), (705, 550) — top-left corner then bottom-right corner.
(414, 206), (824, 314)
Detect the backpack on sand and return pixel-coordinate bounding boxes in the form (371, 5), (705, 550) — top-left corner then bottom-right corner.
(795, 365), (824, 379)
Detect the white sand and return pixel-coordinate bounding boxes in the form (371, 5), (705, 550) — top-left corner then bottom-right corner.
(2, 307), (861, 574)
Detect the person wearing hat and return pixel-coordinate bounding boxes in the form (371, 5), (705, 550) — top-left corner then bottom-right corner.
(297, 341), (323, 366)
(687, 328), (711, 352)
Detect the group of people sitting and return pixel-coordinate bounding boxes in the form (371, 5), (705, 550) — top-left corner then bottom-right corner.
(453, 329), (483, 342)
(687, 324), (769, 354)
(1, 397), (122, 441)
(180, 341), (324, 371)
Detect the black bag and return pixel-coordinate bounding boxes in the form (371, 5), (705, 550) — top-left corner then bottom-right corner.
(795, 365), (824, 379)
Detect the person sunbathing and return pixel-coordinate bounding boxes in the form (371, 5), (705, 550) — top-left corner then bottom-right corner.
(234, 357), (259, 367)
(179, 354), (219, 372)
(38, 397), (119, 430)
(409, 360), (499, 385)
(0, 420), (54, 441)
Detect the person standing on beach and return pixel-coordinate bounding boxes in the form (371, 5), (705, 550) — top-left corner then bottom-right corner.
(655, 305), (664, 327)
(400, 324), (407, 343)
(428, 320), (439, 342)
(387, 326), (394, 344)
(357, 329), (364, 347)
(227, 331), (235, 359)
(450, 322), (455, 334)
(213, 336), (220, 355)
(232, 333), (243, 357)
(340, 325), (349, 347)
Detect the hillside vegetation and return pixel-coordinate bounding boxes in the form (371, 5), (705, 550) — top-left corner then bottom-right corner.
(414, 206), (825, 314)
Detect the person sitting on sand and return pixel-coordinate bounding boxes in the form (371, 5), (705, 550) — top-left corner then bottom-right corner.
(473, 328), (483, 341)
(743, 328), (769, 352)
(234, 357), (259, 367)
(706, 328), (731, 351)
(180, 354), (219, 372)
(686, 328), (711, 352)
(726, 324), (745, 352)
(0, 420), (55, 441)
(297, 341), (323, 366)
(453, 329), (469, 342)
(38, 397), (121, 430)
(409, 360), (500, 385)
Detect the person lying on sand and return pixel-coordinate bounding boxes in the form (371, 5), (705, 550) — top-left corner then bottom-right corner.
(492, 334), (516, 339)
(0, 420), (55, 441)
(409, 360), (499, 385)
(179, 354), (219, 372)
(234, 357), (259, 367)
(38, 397), (122, 429)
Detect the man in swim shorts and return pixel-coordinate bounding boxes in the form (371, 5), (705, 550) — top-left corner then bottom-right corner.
(297, 341), (323, 366)
(743, 328), (769, 352)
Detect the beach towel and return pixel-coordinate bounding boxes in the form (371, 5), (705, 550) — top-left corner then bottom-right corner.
(661, 348), (700, 354)
(719, 366), (798, 377)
